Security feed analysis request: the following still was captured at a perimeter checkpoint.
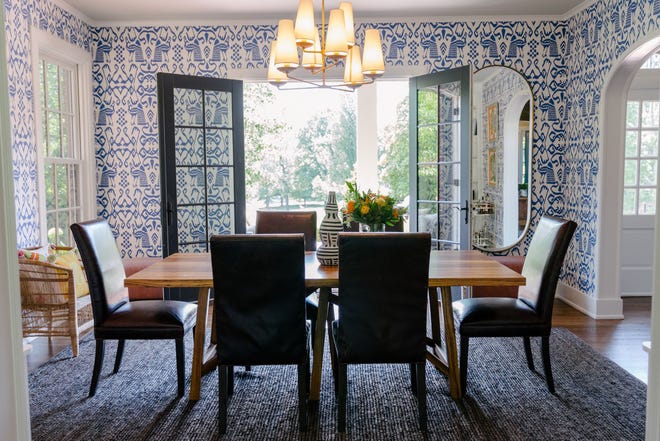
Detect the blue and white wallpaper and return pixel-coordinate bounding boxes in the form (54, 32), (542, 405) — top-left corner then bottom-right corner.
(4, 0), (91, 248)
(4, 0), (660, 297)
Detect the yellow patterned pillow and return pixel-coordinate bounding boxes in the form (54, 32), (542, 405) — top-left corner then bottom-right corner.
(50, 251), (90, 298)
(18, 246), (50, 261)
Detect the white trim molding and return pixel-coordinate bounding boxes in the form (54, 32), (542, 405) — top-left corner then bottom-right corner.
(0, 5), (31, 439)
(556, 281), (624, 319)
(596, 33), (660, 319)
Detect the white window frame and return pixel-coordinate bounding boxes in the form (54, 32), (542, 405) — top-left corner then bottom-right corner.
(31, 28), (95, 245)
(625, 69), (660, 217)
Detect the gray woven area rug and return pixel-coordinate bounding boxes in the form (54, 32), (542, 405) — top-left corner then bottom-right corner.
(29, 328), (646, 440)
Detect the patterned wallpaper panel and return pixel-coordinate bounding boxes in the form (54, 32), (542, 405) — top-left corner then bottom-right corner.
(4, 0), (91, 248)
(90, 20), (568, 259)
(4, 0), (660, 297)
(562, 0), (660, 294)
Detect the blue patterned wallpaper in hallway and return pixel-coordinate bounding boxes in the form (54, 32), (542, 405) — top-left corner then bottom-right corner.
(4, 0), (660, 299)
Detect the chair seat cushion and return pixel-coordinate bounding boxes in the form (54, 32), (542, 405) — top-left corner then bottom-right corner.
(453, 297), (549, 337)
(95, 300), (197, 340)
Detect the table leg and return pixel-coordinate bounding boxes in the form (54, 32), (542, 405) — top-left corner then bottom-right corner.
(310, 287), (330, 401)
(440, 286), (461, 399)
(189, 287), (217, 401)
(425, 286), (462, 399)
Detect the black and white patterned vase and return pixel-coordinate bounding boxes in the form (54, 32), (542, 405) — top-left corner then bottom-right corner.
(317, 191), (342, 266)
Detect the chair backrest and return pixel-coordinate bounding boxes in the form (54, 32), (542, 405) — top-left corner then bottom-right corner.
(518, 215), (577, 320)
(210, 234), (307, 365)
(336, 232), (431, 364)
(70, 219), (129, 326)
(255, 210), (317, 251)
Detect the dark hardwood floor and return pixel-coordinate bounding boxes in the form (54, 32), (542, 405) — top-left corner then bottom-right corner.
(25, 297), (652, 383)
(552, 296), (651, 383)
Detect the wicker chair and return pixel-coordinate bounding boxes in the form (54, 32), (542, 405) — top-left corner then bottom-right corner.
(18, 248), (93, 357)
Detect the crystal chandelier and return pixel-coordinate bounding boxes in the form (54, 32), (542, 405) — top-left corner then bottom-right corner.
(267, 0), (385, 90)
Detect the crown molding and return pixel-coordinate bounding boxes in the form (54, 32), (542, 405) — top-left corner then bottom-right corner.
(50, 0), (602, 28)
(50, 0), (95, 26)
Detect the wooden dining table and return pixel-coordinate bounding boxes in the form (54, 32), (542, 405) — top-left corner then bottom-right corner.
(124, 250), (525, 401)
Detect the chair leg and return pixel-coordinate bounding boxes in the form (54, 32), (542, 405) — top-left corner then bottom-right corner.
(297, 362), (308, 431)
(228, 366), (235, 395)
(219, 365), (228, 435)
(415, 362), (427, 432)
(409, 363), (417, 394)
(305, 346), (311, 396)
(71, 333), (79, 358)
(175, 337), (185, 397)
(338, 363), (347, 433)
(89, 339), (105, 397)
(327, 312), (338, 379)
(306, 302), (317, 345)
(113, 340), (125, 374)
(460, 335), (469, 395)
(541, 335), (555, 393)
(523, 336), (535, 371)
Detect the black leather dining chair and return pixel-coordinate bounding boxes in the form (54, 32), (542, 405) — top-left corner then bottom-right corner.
(210, 234), (309, 434)
(254, 210), (317, 251)
(329, 232), (431, 432)
(70, 219), (197, 397)
(452, 215), (577, 394)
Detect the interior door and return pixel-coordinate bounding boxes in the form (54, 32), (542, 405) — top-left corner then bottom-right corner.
(409, 66), (471, 250)
(158, 73), (245, 300)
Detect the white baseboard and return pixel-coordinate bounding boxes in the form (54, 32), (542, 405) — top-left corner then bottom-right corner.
(621, 292), (653, 297)
(556, 282), (624, 319)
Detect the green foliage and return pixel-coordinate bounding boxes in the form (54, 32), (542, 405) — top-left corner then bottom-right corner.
(379, 96), (409, 202)
(343, 181), (406, 227)
(244, 84), (356, 208)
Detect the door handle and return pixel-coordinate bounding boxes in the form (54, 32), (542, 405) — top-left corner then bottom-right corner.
(460, 199), (469, 224)
(167, 201), (173, 226)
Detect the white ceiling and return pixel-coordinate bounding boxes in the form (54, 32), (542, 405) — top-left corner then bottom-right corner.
(59, 0), (590, 23)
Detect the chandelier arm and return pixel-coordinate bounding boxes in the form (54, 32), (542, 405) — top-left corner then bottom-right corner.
(307, 58), (341, 75)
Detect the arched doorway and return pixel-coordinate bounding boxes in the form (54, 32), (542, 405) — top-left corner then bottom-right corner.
(598, 34), (660, 318)
(598, 32), (660, 440)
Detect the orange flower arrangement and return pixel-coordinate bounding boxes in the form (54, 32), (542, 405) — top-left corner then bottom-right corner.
(343, 181), (406, 229)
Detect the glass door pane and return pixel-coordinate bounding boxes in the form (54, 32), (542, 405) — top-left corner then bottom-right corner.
(410, 66), (470, 250)
(158, 74), (245, 300)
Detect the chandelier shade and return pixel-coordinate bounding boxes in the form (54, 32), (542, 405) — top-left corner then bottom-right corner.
(362, 29), (385, 77)
(273, 19), (299, 72)
(267, 0), (385, 90)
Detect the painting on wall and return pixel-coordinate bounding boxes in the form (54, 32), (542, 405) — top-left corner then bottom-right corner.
(487, 148), (497, 186)
(487, 102), (498, 141)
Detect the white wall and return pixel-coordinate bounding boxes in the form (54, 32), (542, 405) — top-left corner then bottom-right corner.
(0, 3), (31, 438)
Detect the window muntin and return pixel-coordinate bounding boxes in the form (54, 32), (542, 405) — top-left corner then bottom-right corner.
(39, 57), (82, 245)
(623, 100), (659, 215)
(641, 52), (660, 69)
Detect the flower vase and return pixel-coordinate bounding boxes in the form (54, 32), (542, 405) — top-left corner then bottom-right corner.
(317, 191), (343, 266)
(360, 223), (385, 233)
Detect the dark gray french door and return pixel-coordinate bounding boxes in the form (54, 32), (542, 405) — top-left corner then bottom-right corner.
(158, 73), (245, 300)
(409, 66), (471, 250)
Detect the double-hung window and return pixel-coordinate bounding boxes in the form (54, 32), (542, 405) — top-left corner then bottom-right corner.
(33, 30), (94, 246)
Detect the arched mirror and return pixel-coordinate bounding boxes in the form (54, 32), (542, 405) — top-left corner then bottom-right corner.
(471, 66), (532, 251)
